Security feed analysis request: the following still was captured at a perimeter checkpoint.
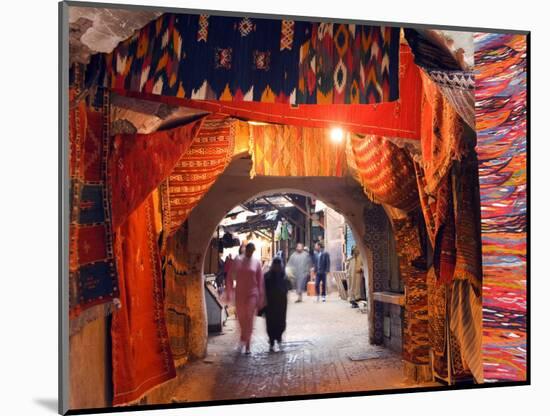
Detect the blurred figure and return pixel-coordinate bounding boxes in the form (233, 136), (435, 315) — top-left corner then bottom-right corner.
(287, 243), (312, 303)
(261, 259), (271, 274)
(215, 253), (226, 295)
(237, 243), (246, 258)
(225, 243), (264, 354)
(262, 257), (290, 352)
(222, 254), (234, 294)
(347, 246), (364, 308)
(313, 242), (330, 302)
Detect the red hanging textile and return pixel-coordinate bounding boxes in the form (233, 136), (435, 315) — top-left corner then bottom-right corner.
(350, 134), (419, 212)
(111, 194), (175, 405)
(112, 45), (422, 140)
(109, 118), (204, 229)
(248, 123), (347, 177)
(419, 72), (464, 194)
(69, 77), (119, 328)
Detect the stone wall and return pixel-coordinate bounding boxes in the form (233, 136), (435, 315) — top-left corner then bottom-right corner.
(383, 303), (403, 353)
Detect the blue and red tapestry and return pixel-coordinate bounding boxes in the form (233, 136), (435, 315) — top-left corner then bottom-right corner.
(97, 13), (400, 105)
(69, 66), (118, 326)
(474, 33), (527, 382)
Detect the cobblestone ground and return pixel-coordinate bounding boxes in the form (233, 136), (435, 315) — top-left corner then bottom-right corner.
(168, 293), (436, 403)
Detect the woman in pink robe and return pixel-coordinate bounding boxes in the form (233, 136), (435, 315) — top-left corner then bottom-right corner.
(226, 242), (264, 354)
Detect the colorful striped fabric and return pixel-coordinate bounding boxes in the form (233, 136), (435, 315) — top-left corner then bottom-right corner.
(161, 115), (236, 236)
(109, 118), (204, 229)
(351, 135), (419, 212)
(96, 13), (400, 105)
(474, 33), (527, 382)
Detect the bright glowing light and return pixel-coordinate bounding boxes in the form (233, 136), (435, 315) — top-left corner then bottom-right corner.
(330, 127), (344, 143)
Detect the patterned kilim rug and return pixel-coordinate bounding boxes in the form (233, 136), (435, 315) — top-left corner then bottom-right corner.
(161, 114), (236, 236)
(109, 118), (203, 229)
(351, 134), (419, 212)
(111, 194), (175, 405)
(99, 14), (400, 105)
(69, 67), (118, 332)
(474, 33), (527, 383)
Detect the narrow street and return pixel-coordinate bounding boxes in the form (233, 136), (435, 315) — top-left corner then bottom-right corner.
(167, 293), (437, 403)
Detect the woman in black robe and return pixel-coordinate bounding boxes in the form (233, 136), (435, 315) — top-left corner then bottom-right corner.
(262, 257), (291, 352)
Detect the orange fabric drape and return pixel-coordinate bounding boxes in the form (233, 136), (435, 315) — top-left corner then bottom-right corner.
(111, 194), (175, 405)
(350, 135), (419, 211)
(420, 72), (464, 194)
(109, 118), (204, 229)
(162, 115), (236, 236)
(249, 124), (347, 178)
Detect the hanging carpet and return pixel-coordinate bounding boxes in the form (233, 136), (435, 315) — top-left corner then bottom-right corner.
(474, 33), (527, 382)
(420, 71), (465, 195)
(393, 218), (429, 367)
(163, 225), (193, 366)
(249, 124), (347, 177)
(68, 68), (119, 330)
(109, 118), (204, 229)
(427, 267), (447, 378)
(414, 165), (456, 284)
(99, 13), (400, 105)
(110, 44), (421, 140)
(350, 134), (419, 211)
(111, 194), (175, 405)
(404, 28), (475, 130)
(161, 114), (236, 236)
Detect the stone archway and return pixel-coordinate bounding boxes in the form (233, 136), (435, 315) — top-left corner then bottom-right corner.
(167, 155), (397, 360)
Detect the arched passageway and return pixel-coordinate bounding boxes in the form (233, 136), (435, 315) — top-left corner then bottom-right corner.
(142, 154), (431, 404)
(169, 155), (395, 353)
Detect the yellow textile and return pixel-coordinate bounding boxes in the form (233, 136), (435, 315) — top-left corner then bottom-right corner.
(249, 124), (347, 177)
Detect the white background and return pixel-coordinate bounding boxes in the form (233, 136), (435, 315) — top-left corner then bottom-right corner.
(0, 0), (547, 415)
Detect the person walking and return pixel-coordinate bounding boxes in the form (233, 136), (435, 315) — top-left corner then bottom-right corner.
(286, 243), (312, 303)
(225, 242), (264, 354)
(313, 242), (330, 302)
(261, 257), (291, 352)
(347, 246), (365, 308)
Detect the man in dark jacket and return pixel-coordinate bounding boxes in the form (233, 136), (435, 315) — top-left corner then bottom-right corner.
(313, 242), (330, 302)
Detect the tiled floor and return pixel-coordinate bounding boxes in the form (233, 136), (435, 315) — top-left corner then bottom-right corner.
(165, 292), (437, 403)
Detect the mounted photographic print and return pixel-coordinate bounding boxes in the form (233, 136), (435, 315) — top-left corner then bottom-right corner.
(59, 1), (529, 414)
